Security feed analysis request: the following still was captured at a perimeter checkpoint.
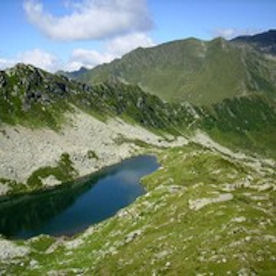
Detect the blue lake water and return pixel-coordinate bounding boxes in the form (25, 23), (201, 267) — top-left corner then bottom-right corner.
(0, 155), (159, 239)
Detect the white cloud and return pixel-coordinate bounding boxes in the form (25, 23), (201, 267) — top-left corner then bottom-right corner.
(19, 49), (59, 72)
(0, 58), (15, 70)
(106, 32), (155, 56)
(64, 32), (155, 71)
(0, 31), (155, 72)
(0, 49), (59, 72)
(23, 0), (153, 41)
(212, 28), (264, 39)
(64, 48), (115, 71)
(20, 0), (155, 71)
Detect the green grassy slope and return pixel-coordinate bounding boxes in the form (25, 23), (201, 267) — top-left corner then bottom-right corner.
(2, 143), (275, 275)
(75, 37), (276, 105)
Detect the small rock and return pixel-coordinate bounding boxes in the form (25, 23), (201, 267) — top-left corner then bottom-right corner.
(165, 262), (171, 267)
(245, 236), (251, 242)
(125, 229), (142, 243)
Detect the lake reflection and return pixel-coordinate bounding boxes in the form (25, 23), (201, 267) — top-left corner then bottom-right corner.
(0, 155), (159, 239)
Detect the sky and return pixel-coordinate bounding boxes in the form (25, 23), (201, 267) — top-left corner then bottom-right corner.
(0, 0), (275, 72)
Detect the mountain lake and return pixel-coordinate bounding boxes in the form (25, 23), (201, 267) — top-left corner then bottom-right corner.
(0, 155), (159, 239)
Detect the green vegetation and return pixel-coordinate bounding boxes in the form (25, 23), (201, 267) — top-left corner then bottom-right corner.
(0, 65), (190, 132)
(86, 150), (99, 160)
(26, 153), (78, 190)
(232, 29), (276, 56)
(0, 178), (25, 194)
(200, 94), (276, 158)
(0, 152), (78, 195)
(0, 32), (275, 275)
(74, 37), (276, 105)
(114, 134), (153, 149)
(0, 64), (73, 130)
(1, 143), (275, 275)
(1, 63), (275, 161)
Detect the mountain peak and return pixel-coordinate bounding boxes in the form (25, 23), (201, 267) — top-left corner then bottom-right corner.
(14, 63), (37, 72)
(4, 63), (42, 77)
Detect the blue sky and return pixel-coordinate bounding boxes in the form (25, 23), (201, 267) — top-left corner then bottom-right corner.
(0, 0), (275, 72)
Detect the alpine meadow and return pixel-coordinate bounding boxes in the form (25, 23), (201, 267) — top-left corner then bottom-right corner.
(0, 1), (275, 275)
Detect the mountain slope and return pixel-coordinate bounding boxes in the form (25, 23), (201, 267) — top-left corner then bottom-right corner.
(0, 63), (275, 196)
(0, 63), (191, 132)
(0, 64), (190, 195)
(1, 141), (276, 275)
(57, 66), (89, 79)
(74, 37), (276, 105)
(232, 29), (276, 56)
(0, 63), (276, 275)
(1, 64), (275, 146)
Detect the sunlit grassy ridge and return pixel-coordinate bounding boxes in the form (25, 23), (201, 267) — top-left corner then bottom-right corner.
(75, 37), (276, 105)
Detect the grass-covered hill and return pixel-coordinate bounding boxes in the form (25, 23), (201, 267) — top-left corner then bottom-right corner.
(69, 35), (276, 105)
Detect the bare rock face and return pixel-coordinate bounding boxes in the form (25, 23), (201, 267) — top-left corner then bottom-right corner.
(0, 183), (11, 196)
(41, 175), (62, 188)
(0, 239), (29, 261)
(0, 107), (187, 195)
(188, 193), (233, 211)
(125, 229), (142, 244)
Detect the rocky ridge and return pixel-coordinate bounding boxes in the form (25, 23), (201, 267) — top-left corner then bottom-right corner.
(232, 29), (276, 56)
(0, 63), (275, 194)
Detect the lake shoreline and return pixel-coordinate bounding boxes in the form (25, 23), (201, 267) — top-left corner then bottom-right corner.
(0, 155), (160, 239)
(0, 150), (156, 200)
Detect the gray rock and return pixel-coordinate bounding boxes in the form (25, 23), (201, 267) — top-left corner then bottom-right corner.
(125, 229), (142, 243)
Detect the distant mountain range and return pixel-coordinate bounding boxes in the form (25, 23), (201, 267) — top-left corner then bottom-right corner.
(57, 66), (89, 80)
(61, 30), (276, 105)
(232, 29), (276, 55)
